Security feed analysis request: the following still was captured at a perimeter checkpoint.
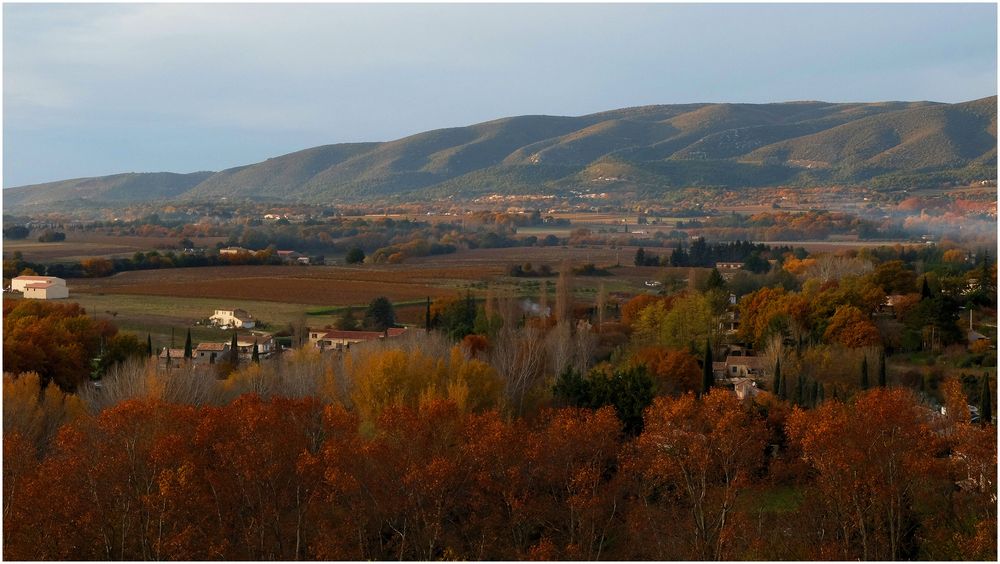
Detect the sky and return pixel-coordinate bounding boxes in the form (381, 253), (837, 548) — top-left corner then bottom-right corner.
(3, 3), (997, 188)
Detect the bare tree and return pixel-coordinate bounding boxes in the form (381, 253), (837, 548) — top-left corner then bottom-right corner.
(490, 325), (548, 417)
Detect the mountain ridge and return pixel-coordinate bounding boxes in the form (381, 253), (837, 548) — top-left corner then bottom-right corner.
(6, 96), (996, 209)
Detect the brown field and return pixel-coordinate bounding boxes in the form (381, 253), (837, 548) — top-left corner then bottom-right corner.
(71, 264), (502, 305)
(408, 245), (641, 268)
(4, 232), (227, 262)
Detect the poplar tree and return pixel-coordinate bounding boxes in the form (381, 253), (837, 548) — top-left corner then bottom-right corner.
(878, 349), (887, 388)
(183, 328), (193, 360)
(251, 339), (260, 364)
(701, 339), (713, 398)
(146, 334), (153, 357)
(229, 332), (239, 366)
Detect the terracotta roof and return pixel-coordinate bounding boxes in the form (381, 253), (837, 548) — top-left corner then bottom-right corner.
(321, 330), (385, 341)
(13, 275), (56, 281)
(196, 342), (228, 351)
(158, 348), (186, 358)
(24, 282), (55, 289)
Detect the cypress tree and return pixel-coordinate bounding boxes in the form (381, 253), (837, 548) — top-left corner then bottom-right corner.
(861, 356), (870, 390)
(425, 296), (431, 330)
(701, 339), (713, 398)
(797, 373), (805, 406)
(146, 334), (153, 357)
(980, 374), (992, 426)
(812, 380), (821, 407)
(921, 277), (932, 299)
(165, 347), (171, 369)
(251, 339), (260, 364)
(878, 349), (887, 388)
(183, 328), (193, 359)
(229, 332), (239, 366)
(773, 358), (782, 397)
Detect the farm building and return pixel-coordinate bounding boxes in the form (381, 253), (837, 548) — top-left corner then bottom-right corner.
(723, 355), (769, 378)
(195, 342), (229, 363)
(235, 335), (276, 359)
(714, 262), (744, 281)
(308, 327), (408, 350)
(158, 348), (186, 368)
(210, 308), (256, 329)
(11, 276), (69, 299)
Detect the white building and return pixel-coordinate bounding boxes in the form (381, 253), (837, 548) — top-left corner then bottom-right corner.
(210, 308), (256, 329)
(11, 276), (69, 299)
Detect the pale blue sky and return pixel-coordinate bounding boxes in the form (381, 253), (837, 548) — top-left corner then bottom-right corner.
(4, 3), (997, 187)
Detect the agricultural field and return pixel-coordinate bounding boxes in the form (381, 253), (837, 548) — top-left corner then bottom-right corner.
(4, 232), (227, 262)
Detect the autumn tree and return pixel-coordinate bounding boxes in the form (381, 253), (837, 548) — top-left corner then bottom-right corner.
(628, 347), (701, 396)
(3, 300), (116, 391)
(628, 391), (768, 559)
(787, 388), (946, 560)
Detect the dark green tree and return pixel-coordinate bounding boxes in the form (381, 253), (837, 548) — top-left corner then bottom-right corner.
(811, 380), (820, 408)
(797, 373), (805, 406)
(860, 356), (870, 390)
(251, 339), (260, 364)
(345, 246), (365, 264)
(554, 366), (654, 435)
(878, 349), (887, 388)
(183, 328), (193, 360)
(702, 339), (714, 398)
(743, 252), (771, 274)
(229, 331), (239, 367)
(146, 334), (153, 357)
(980, 374), (992, 426)
(364, 297), (396, 332)
(705, 268), (727, 291)
(634, 247), (646, 267)
(921, 276), (932, 299)
(425, 296), (431, 331)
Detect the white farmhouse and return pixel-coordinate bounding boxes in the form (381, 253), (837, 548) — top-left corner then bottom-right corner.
(11, 276), (69, 300)
(210, 308), (256, 329)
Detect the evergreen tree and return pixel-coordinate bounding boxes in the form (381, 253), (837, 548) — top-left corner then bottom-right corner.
(980, 374), (992, 426)
(780, 365), (788, 400)
(251, 339), (260, 364)
(706, 268), (726, 291)
(701, 339), (713, 398)
(183, 328), (193, 359)
(229, 332), (239, 367)
(797, 373), (805, 406)
(165, 347), (171, 367)
(878, 349), (887, 388)
(365, 297), (396, 331)
(146, 334), (153, 357)
(860, 356), (870, 390)
(811, 380), (820, 408)
(634, 247), (646, 267)
(921, 277), (932, 299)
(425, 296), (431, 330)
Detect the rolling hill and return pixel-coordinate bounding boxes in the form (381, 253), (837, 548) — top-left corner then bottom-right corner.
(5, 96), (996, 209)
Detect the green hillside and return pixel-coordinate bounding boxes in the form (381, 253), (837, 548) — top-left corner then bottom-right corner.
(4, 171), (213, 210)
(6, 96), (996, 208)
